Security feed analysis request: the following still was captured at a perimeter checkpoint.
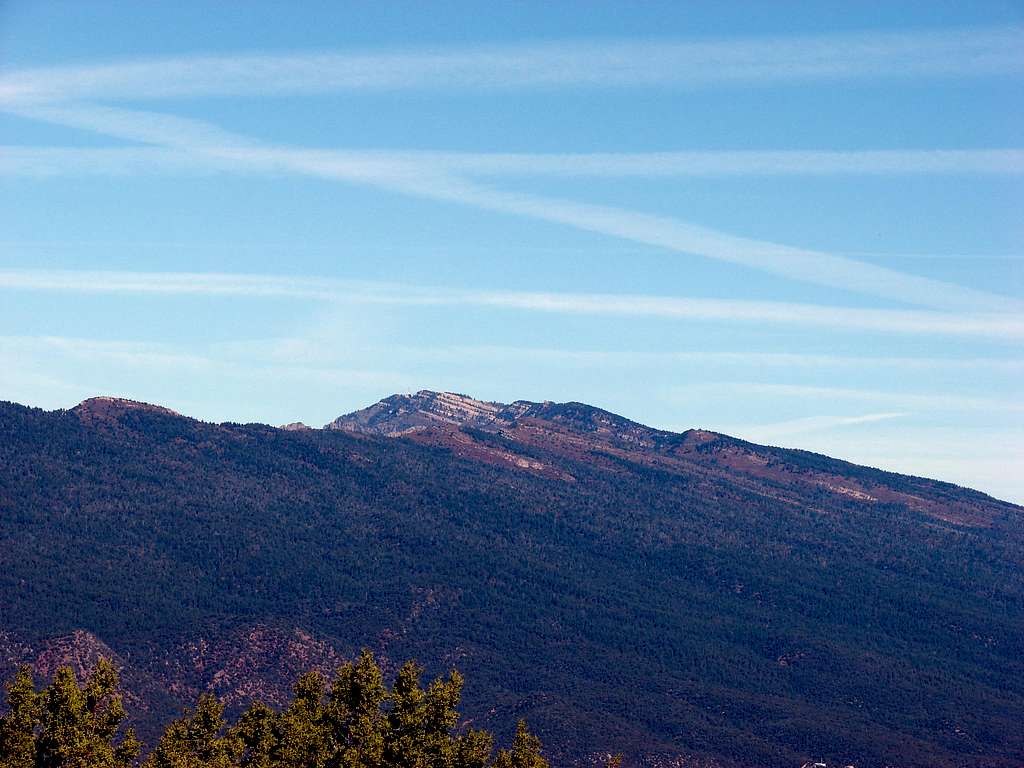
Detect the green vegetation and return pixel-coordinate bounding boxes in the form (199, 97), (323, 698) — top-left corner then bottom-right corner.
(0, 660), (139, 768)
(0, 654), (552, 768)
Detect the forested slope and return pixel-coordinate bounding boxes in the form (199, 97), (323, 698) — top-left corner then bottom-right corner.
(1, 396), (1022, 767)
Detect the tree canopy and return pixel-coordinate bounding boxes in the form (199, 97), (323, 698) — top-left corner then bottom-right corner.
(0, 659), (139, 768)
(0, 652), (554, 768)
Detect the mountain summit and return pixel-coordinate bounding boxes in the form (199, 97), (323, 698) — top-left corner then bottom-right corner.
(71, 396), (181, 422)
(326, 390), (510, 434)
(327, 389), (662, 444)
(328, 390), (1008, 528)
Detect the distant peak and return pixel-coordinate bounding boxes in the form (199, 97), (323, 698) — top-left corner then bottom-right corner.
(324, 390), (672, 448)
(279, 422), (313, 432)
(328, 390), (506, 435)
(72, 396), (181, 420)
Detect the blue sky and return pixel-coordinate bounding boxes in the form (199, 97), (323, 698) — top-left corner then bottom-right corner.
(1, 1), (1022, 501)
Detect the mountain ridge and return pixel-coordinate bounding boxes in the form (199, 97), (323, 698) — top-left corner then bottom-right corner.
(2, 393), (1022, 767)
(325, 390), (671, 444)
(66, 389), (1021, 519)
(325, 390), (1017, 527)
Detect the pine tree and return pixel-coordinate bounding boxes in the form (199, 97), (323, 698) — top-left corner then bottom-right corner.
(274, 671), (330, 768)
(492, 721), (547, 768)
(0, 666), (41, 768)
(385, 661), (429, 768)
(35, 659), (139, 768)
(452, 728), (493, 768)
(326, 649), (388, 768)
(143, 694), (239, 768)
(231, 700), (279, 768)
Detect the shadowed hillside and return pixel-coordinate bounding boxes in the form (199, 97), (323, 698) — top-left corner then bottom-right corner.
(1, 393), (1022, 767)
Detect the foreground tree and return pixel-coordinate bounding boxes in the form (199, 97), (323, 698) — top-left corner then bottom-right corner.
(0, 659), (139, 768)
(1, 653), (548, 768)
(493, 721), (547, 768)
(143, 694), (241, 768)
(0, 667), (40, 768)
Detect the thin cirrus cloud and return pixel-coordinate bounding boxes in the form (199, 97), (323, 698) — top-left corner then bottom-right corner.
(0, 337), (409, 390)
(1, 26), (1022, 104)
(399, 175), (1024, 314)
(732, 412), (910, 441)
(2, 268), (1023, 340)
(677, 382), (1024, 413)
(346, 149), (1024, 177)
(4, 334), (1022, 376)
(6, 102), (1022, 315)
(5, 145), (1024, 178)
(0, 146), (226, 177)
(390, 345), (1024, 372)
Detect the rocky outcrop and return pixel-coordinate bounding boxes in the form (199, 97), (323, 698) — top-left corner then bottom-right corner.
(326, 390), (503, 434)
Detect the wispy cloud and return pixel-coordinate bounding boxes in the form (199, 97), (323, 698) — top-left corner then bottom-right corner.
(679, 382), (1024, 413)
(2, 27), (1021, 105)
(4, 103), (260, 150)
(2, 268), (1023, 339)
(0, 335), (215, 371)
(0, 268), (348, 299)
(7, 102), (1020, 314)
(453, 288), (1024, 337)
(733, 412), (909, 441)
(7, 145), (1024, 178)
(0, 146), (223, 177)
(390, 148), (1024, 176)
(8, 334), (1022, 376)
(402, 176), (1024, 313)
(384, 345), (1024, 372)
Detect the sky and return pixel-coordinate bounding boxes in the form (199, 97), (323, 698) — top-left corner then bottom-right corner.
(1, 1), (1022, 502)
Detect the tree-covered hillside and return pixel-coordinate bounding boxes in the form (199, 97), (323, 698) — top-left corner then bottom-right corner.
(0, 398), (1022, 767)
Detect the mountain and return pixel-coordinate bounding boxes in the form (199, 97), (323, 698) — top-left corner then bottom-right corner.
(329, 391), (1009, 527)
(1, 392), (1022, 768)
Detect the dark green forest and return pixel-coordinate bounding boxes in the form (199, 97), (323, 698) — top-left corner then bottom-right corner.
(0, 399), (1022, 767)
(0, 654), (554, 768)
